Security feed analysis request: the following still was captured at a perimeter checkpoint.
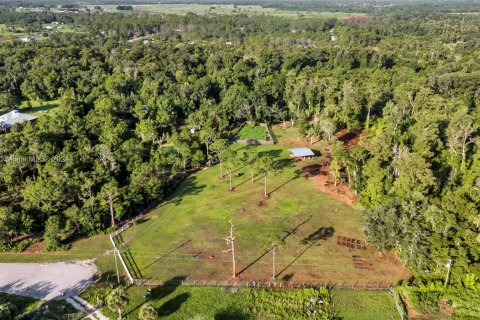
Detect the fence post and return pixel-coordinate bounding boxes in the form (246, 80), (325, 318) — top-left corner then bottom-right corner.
(390, 288), (405, 320)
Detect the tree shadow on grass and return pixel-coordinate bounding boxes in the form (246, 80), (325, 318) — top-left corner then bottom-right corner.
(157, 176), (206, 208)
(148, 276), (186, 302)
(123, 276), (186, 317)
(282, 215), (312, 241)
(258, 149), (283, 158)
(140, 240), (192, 272)
(121, 248), (143, 279)
(233, 177), (252, 189)
(282, 273), (294, 282)
(236, 217), (312, 276)
(300, 226), (335, 245)
(158, 292), (190, 316)
(276, 226), (335, 278)
(274, 158), (297, 171)
(236, 249), (271, 277)
(268, 169), (302, 195)
(215, 306), (252, 320)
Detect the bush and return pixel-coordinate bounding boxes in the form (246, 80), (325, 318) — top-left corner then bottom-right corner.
(245, 288), (335, 319)
(44, 215), (62, 251)
(398, 275), (480, 318)
(0, 302), (17, 320)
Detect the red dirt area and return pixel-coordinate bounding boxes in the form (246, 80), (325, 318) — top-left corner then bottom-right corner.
(336, 129), (364, 148)
(278, 137), (317, 147)
(299, 130), (367, 207)
(302, 162), (356, 207)
(24, 241), (45, 253)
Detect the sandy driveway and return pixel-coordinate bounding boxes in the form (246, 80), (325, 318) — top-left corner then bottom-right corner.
(0, 261), (97, 300)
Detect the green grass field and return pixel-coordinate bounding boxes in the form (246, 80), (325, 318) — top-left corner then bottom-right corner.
(334, 290), (398, 319)
(0, 235), (111, 268)
(20, 99), (60, 116)
(100, 4), (366, 19)
(81, 283), (398, 320)
(118, 144), (409, 285)
(235, 124), (268, 141)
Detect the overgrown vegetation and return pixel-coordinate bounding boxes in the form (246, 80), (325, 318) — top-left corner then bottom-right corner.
(245, 287), (334, 319)
(82, 284), (395, 320)
(398, 275), (480, 319)
(0, 292), (79, 320)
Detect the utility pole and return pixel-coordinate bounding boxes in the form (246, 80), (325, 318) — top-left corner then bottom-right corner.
(223, 220), (236, 278)
(272, 245), (276, 279)
(113, 247), (121, 284)
(444, 259), (452, 287)
(110, 234), (121, 284)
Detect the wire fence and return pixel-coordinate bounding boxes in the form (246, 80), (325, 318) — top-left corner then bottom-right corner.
(107, 155), (395, 293)
(134, 278), (393, 291)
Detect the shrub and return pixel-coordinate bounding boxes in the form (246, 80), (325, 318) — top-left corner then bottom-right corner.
(244, 288), (335, 319)
(398, 275), (480, 318)
(44, 215), (62, 251)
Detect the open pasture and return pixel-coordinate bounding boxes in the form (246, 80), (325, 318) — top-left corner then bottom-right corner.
(101, 4), (366, 19)
(118, 144), (409, 286)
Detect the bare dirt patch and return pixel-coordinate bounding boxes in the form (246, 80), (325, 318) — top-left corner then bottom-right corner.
(302, 162), (356, 207)
(297, 130), (367, 207)
(337, 129), (363, 148)
(278, 138), (314, 147)
(402, 295), (428, 319)
(24, 241), (46, 253)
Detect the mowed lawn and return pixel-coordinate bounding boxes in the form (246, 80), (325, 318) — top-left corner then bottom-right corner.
(120, 144), (410, 285)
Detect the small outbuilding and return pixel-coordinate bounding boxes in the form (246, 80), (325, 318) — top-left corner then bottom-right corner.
(289, 147), (315, 160)
(0, 110), (38, 133)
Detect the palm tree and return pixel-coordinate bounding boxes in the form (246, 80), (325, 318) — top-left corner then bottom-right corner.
(139, 303), (158, 320)
(107, 287), (128, 320)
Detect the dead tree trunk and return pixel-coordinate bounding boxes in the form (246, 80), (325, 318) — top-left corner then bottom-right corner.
(223, 220), (236, 278)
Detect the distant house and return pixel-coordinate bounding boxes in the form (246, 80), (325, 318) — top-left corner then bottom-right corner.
(289, 147), (316, 160)
(0, 110), (38, 133)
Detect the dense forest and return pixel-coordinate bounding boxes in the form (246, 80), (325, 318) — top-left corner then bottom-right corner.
(0, 7), (480, 288)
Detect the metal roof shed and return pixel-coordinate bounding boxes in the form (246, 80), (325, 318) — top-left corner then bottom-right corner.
(289, 147), (315, 158)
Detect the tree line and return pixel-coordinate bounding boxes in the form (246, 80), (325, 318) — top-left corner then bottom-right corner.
(0, 9), (479, 284)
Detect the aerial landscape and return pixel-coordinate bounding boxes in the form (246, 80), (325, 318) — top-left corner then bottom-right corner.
(0, 0), (479, 319)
